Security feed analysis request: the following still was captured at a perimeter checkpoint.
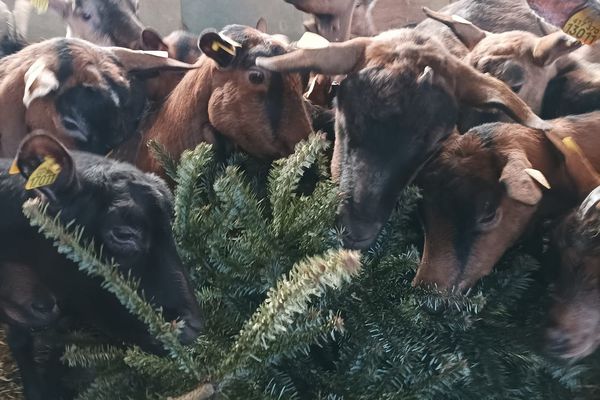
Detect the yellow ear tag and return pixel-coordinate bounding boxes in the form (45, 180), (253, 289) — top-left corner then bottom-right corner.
(31, 0), (50, 13)
(25, 156), (62, 190)
(211, 41), (236, 56)
(563, 136), (584, 155)
(9, 159), (20, 175)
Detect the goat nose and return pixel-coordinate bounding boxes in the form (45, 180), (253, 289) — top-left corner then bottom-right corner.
(546, 327), (571, 355)
(179, 313), (203, 345)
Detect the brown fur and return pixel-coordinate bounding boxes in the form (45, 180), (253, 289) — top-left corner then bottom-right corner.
(416, 112), (600, 291)
(117, 27), (313, 176)
(465, 31), (579, 114)
(548, 189), (600, 360)
(0, 37), (196, 157)
(0, 39), (128, 156)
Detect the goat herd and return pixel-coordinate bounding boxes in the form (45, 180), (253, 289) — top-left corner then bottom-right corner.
(1, 0), (600, 398)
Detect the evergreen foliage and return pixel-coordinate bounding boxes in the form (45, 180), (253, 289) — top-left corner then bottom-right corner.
(23, 135), (600, 399)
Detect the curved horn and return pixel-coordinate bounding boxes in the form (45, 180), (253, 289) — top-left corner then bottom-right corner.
(423, 7), (487, 50)
(108, 47), (199, 73)
(256, 37), (371, 75)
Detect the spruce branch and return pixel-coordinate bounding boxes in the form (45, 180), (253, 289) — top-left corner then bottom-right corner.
(218, 249), (361, 380)
(269, 134), (330, 237)
(174, 143), (214, 247)
(22, 198), (198, 377)
(148, 139), (179, 182)
(62, 344), (125, 369)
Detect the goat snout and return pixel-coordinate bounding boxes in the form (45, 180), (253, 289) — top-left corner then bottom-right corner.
(336, 205), (382, 250)
(179, 311), (203, 345)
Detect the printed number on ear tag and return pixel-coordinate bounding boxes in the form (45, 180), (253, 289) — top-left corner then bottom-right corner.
(31, 0), (49, 13)
(25, 156), (62, 190)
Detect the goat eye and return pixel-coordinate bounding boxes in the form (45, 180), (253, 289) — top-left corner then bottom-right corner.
(81, 12), (92, 21)
(63, 118), (79, 132)
(511, 83), (523, 93)
(106, 226), (142, 253)
(477, 202), (501, 231)
(248, 70), (265, 85)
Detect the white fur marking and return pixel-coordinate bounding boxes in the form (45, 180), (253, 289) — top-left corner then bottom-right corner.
(23, 59), (59, 108)
(109, 89), (120, 107)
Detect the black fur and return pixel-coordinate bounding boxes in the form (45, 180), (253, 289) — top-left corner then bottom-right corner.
(0, 144), (201, 399)
(336, 66), (458, 249)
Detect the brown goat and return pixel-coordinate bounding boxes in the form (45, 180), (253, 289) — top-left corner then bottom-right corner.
(257, 27), (547, 249)
(0, 37), (196, 157)
(416, 112), (600, 291)
(547, 186), (600, 361)
(424, 8), (581, 116)
(116, 25), (313, 176)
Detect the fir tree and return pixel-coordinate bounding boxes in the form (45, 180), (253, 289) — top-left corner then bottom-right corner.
(23, 134), (600, 399)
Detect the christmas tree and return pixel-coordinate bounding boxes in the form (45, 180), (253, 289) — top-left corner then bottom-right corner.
(21, 134), (600, 399)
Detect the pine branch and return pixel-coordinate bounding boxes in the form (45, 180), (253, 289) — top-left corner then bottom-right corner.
(269, 134), (331, 237)
(22, 198), (199, 377)
(173, 143), (215, 249)
(62, 344), (125, 369)
(148, 139), (179, 182)
(218, 249), (361, 381)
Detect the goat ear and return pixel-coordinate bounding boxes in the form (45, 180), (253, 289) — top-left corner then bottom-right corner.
(141, 28), (169, 53)
(499, 152), (546, 206)
(108, 47), (198, 74)
(532, 32), (581, 66)
(256, 37), (371, 75)
(256, 17), (268, 33)
(453, 62), (550, 130)
(422, 7), (487, 50)
(23, 59), (59, 108)
(198, 31), (241, 68)
(14, 131), (78, 197)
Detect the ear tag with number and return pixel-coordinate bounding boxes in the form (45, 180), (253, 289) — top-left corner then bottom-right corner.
(25, 156), (62, 190)
(31, 0), (49, 13)
(9, 159), (20, 175)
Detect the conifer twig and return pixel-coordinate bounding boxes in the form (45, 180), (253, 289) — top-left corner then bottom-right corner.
(22, 198), (199, 377)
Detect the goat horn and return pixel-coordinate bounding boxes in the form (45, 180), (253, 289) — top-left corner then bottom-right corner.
(256, 37), (371, 75)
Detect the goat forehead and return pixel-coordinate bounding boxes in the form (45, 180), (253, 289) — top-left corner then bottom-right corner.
(369, 30), (449, 65)
(474, 35), (534, 58)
